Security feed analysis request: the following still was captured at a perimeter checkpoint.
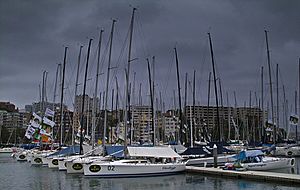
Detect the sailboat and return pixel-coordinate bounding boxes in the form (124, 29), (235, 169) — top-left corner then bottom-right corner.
(227, 149), (295, 171)
(83, 8), (186, 177)
(83, 146), (185, 177)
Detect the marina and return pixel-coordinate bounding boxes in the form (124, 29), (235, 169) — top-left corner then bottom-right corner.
(2, 1), (300, 190)
(0, 153), (299, 190)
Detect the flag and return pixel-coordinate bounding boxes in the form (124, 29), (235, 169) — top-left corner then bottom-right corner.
(40, 124), (52, 136)
(25, 126), (36, 139)
(30, 120), (40, 129)
(41, 135), (51, 143)
(45, 108), (55, 118)
(32, 128), (41, 141)
(32, 112), (42, 123)
(290, 115), (299, 125)
(43, 117), (55, 128)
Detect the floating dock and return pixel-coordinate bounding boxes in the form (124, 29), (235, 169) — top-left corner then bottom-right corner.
(186, 166), (300, 185)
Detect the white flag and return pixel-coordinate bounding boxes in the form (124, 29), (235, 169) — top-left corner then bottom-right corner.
(43, 117), (55, 128)
(45, 108), (55, 118)
(32, 112), (42, 123)
(290, 115), (299, 125)
(25, 126), (36, 139)
(40, 129), (52, 137)
(30, 121), (40, 129)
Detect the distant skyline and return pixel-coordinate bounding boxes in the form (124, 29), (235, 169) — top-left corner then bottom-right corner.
(1, 0), (300, 119)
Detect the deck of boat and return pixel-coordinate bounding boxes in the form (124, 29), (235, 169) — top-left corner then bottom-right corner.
(186, 166), (300, 185)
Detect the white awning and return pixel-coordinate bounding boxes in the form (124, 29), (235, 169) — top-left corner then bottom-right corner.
(127, 146), (181, 158)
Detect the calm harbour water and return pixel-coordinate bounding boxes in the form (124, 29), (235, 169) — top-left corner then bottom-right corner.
(0, 154), (299, 190)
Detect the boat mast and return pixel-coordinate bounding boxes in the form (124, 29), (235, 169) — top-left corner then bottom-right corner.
(152, 56), (156, 145)
(44, 71), (48, 103)
(79, 39), (93, 155)
(192, 70), (196, 147)
(206, 72), (212, 141)
(184, 72), (188, 142)
(72, 46), (83, 146)
(138, 83), (142, 106)
(264, 30), (275, 144)
(147, 58), (155, 145)
(248, 91), (252, 143)
(130, 72), (136, 144)
(283, 85), (287, 139)
(59, 47), (68, 146)
(53, 63), (61, 141)
(276, 64), (279, 142)
(296, 58), (300, 143)
(208, 33), (221, 142)
(52, 64), (61, 113)
(124, 8), (136, 149)
(110, 88), (114, 143)
(39, 70), (47, 149)
(104, 20), (116, 147)
(295, 91), (298, 142)
(92, 29), (103, 149)
(261, 66), (264, 143)
(233, 91), (238, 140)
(227, 92), (230, 140)
(254, 92), (258, 143)
(174, 47), (184, 145)
(41, 70), (46, 114)
(219, 78), (224, 142)
(115, 77), (119, 124)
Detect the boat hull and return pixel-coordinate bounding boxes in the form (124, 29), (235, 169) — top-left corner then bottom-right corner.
(31, 155), (44, 166)
(41, 157), (49, 166)
(274, 146), (300, 157)
(83, 161), (186, 177)
(16, 152), (27, 161)
(48, 157), (59, 168)
(186, 155), (236, 166)
(58, 159), (67, 171)
(0, 148), (13, 153)
(66, 161), (84, 174)
(242, 158), (295, 171)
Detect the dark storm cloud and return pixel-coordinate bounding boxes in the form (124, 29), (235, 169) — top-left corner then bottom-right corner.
(1, 0), (300, 113)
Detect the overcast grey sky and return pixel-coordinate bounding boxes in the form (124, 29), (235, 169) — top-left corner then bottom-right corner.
(1, 0), (300, 115)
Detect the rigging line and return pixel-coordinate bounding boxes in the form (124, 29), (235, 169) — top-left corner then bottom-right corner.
(108, 23), (132, 97)
(47, 66), (56, 103)
(197, 37), (209, 102)
(64, 50), (80, 106)
(136, 12), (150, 58)
(98, 32), (112, 91)
(188, 79), (193, 105)
(162, 50), (175, 99)
(87, 42), (99, 78)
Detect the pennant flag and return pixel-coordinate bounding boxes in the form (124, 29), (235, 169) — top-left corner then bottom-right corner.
(32, 128), (41, 141)
(25, 126), (36, 139)
(32, 112), (42, 123)
(45, 108), (55, 118)
(41, 135), (51, 143)
(43, 117), (55, 128)
(30, 120), (40, 129)
(40, 124), (52, 136)
(290, 115), (299, 125)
